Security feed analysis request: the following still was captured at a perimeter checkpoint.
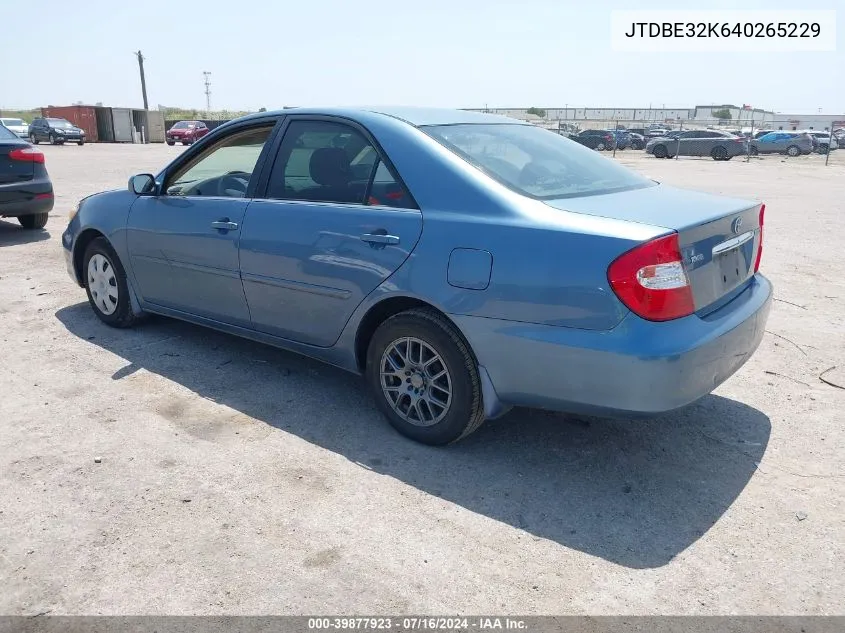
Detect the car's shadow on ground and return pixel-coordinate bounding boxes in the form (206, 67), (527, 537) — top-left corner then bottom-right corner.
(0, 219), (50, 245)
(56, 303), (771, 569)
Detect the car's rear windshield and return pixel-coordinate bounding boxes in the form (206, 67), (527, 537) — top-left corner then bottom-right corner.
(2, 119), (24, 126)
(423, 123), (654, 200)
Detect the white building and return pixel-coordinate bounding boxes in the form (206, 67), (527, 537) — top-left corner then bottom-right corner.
(768, 114), (845, 131)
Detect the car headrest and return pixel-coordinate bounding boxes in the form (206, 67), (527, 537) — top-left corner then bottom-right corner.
(310, 148), (351, 187)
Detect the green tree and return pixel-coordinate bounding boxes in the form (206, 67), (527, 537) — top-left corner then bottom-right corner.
(712, 108), (732, 120)
(526, 107), (547, 118)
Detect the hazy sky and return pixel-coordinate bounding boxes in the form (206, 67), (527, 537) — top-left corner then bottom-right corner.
(3, 0), (842, 113)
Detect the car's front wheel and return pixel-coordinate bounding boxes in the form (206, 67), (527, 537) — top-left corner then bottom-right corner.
(83, 237), (140, 328)
(652, 144), (667, 158)
(786, 145), (801, 157)
(78, 140), (85, 146)
(18, 213), (49, 230)
(366, 308), (486, 445)
(49, 133), (57, 145)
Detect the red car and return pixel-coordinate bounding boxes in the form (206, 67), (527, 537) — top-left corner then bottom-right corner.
(165, 121), (209, 146)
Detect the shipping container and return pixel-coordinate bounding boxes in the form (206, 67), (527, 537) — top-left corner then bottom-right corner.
(111, 108), (133, 142)
(94, 107), (115, 142)
(40, 105), (99, 142)
(146, 110), (165, 143)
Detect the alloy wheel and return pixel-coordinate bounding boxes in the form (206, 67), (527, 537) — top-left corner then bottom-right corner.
(379, 337), (453, 427)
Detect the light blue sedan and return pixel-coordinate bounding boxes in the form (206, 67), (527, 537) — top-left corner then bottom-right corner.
(62, 107), (772, 445)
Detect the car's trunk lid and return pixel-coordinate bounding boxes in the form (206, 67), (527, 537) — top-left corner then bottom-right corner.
(0, 140), (34, 186)
(544, 184), (762, 312)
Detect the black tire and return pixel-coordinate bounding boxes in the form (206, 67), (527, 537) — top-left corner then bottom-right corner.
(749, 145), (759, 156)
(366, 308), (485, 445)
(653, 144), (667, 158)
(18, 213), (49, 230)
(786, 145), (800, 157)
(166, 140), (175, 146)
(30, 133), (39, 145)
(49, 133), (57, 145)
(711, 146), (728, 161)
(78, 140), (85, 146)
(818, 145), (828, 155)
(595, 142), (606, 151)
(82, 237), (140, 328)
(182, 141), (189, 146)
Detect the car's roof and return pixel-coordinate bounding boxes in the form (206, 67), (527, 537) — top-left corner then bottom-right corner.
(240, 106), (527, 127)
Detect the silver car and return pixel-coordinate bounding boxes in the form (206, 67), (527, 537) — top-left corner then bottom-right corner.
(749, 132), (814, 157)
(804, 131), (839, 154)
(646, 129), (747, 161)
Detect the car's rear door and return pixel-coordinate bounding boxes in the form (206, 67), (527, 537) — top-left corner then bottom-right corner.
(239, 116), (423, 347)
(126, 117), (280, 326)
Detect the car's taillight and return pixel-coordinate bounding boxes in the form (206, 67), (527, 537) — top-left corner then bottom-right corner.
(608, 232), (694, 322)
(9, 147), (45, 163)
(754, 204), (765, 272)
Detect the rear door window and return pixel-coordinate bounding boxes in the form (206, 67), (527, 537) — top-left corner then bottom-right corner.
(265, 119), (414, 208)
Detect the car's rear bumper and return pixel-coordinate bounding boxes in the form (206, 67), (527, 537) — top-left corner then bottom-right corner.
(452, 274), (772, 417)
(0, 193), (54, 218)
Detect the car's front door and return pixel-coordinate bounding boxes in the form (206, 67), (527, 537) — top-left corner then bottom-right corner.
(32, 120), (45, 141)
(126, 120), (278, 327)
(239, 117), (423, 347)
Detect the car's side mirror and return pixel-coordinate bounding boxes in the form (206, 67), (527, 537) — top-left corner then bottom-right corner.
(129, 173), (156, 195)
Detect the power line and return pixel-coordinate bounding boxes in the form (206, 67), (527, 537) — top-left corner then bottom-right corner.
(203, 71), (212, 112)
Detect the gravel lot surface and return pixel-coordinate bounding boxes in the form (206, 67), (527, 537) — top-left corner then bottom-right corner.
(1, 144), (842, 615)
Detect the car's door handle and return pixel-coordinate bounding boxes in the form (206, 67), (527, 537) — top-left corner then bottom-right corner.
(360, 233), (400, 245)
(211, 220), (239, 231)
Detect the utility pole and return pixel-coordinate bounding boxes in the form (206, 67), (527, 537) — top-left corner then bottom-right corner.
(203, 71), (212, 113)
(135, 50), (148, 110)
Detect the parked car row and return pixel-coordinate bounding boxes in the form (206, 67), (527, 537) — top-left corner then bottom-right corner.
(1, 117), (89, 146)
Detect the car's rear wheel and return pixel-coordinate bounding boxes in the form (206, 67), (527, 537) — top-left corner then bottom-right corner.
(786, 145), (801, 157)
(83, 237), (139, 328)
(78, 140), (85, 146)
(166, 140), (175, 146)
(653, 144), (667, 158)
(29, 133), (39, 145)
(18, 213), (48, 230)
(595, 142), (606, 151)
(366, 308), (485, 445)
(711, 146), (728, 161)
(818, 144), (829, 154)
